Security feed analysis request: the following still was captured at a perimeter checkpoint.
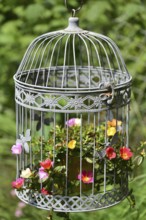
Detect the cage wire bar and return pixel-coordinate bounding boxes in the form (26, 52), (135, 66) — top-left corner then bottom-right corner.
(13, 12), (132, 213)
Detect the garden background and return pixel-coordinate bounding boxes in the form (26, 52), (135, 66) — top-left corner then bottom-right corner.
(0, 0), (146, 219)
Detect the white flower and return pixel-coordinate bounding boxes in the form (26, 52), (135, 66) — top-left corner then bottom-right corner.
(20, 168), (32, 178)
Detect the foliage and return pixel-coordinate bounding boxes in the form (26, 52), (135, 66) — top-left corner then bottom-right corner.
(15, 119), (136, 195)
(0, 0), (146, 219)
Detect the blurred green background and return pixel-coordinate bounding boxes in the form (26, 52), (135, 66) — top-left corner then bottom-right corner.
(0, 0), (146, 219)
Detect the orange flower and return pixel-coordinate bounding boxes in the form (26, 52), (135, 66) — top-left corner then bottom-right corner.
(107, 119), (122, 127)
(120, 147), (133, 160)
(68, 140), (76, 149)
(106, 147), (116, 160)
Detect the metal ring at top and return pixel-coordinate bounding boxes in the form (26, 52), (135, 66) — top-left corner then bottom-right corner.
(64, 0), (84, 17)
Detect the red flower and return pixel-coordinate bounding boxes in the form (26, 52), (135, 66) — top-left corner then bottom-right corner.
(41, 188), (49, 195)
(77, 170), (93, 184)
(40, 159), (53, 170)
(12, 178), (24, 189)
(106, 147), (116, 160)
(120, 147), (133, 160)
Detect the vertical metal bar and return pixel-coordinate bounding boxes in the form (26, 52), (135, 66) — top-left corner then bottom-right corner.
(16, 103), (19, 139)
(126, 104), (129, 148)
(40, 112), (43, 161)
(40, 111), (44, 190)
(79, 113), (83, 197)
(92, 112), (96, 195)
(16, 103), (19, 178)
(122, 105), (125, 146)
(88, 108), (90, 124)
(18, 105), (22, 170)
(73, 34), (78, 88)
(29, 109), (32, 170)
(16, 155), (19, 179)
(21, 104), (25, 170)
(61, 34), (71, 88)
(52, 112), (56, 196)
(25, 109), (27, 164)
(104, 110), (108, 193)
(65, 113), (69, 196)
(78, 34), (91, 88)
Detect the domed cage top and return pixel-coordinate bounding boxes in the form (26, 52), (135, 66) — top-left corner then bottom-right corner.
(13, 16), (132, 213)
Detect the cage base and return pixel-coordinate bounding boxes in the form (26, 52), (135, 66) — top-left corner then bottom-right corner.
(16, 187), (129, 212)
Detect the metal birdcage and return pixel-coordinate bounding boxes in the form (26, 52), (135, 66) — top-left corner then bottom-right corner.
(13, 1), (132, 214)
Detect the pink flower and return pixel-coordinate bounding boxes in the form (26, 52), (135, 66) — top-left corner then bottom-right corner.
(120, 147), (133, 160)
(78, 170), (93, 184)
(15, 209), (23, 218)
(18, 202), (26, 208)
(66, 118), (81, 127)
(106, 147), (116, 160)
(40, 159), (53, 170)
(38, 167), (49, 182)
(12, 178), (24, 189)
(41, 188), (49, 195)
(11, 143), (22, 155)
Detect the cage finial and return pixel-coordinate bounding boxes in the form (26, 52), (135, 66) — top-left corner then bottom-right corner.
(64, 0), (84, 17)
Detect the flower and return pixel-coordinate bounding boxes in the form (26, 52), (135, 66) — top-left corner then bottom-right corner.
(38, 167), (49, 182)
(12, 178), (24, 189)
(20, 168), (32, 178)
(140, 149), (145, 157)
(106, 147), (116, 160)
(120, 147), (133, 160)
(66, 118), (81, 127)
(107, 127), (116, 136)
(68, 140), (76, 149)
(41, 188), (49, 195)
(11, 143), (22, 155)
(40, 158), (53, 170)
(107, 119), (122, 127)
(78, 170), (93, 184)
(15, 209), (23, 218)
(18, 202), (26, 208)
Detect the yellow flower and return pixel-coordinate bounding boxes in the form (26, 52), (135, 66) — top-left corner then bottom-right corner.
(20, 168), (32, 178)
(140, 149), (145, 157)
(107, 119), (122, 127)
(107, 127), (116, 136)
(68, 140), (76, 149)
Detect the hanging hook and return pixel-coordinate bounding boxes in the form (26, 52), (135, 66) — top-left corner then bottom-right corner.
(64, 0), (84, 17)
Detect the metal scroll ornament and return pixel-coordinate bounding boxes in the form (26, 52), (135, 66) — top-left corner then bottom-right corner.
(12, 0), (132, 216)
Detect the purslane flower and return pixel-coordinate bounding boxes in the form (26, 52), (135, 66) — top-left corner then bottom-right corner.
(11, 143), (22, 155)
(68, 140), (76, 149)
(66, 118), (81, 127)
(12, 178), (24, 189)
(40, 159), (53, 170)
(41, 188), (49, 195)
(106, 147), (116, 160)
(20, 168), (32, 178)
(78, 170), (93, 184)
(38, 167), (49, 182)
(120, 147), (133, 160)
(107, 119), (122, 127)
(107, 127), (116, 136)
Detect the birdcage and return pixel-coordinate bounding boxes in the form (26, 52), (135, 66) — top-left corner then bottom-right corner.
(12, 0), (132, 214)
